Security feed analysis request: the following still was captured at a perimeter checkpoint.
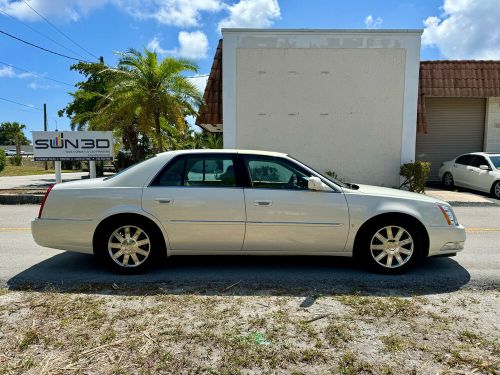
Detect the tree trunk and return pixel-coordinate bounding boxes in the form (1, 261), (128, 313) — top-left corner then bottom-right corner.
(154, 113), (162, 153)
(15, 137), (21, 158)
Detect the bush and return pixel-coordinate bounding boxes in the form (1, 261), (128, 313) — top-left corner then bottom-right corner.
(400, 161), (430, 193)
(0, 149), (5, 173)
(325, 170), (345, 183)
(9, 155), (22, 166)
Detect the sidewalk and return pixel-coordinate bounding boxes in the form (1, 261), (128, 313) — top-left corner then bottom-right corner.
(425, 188), (497, 206)
(0, 172), (88, 190)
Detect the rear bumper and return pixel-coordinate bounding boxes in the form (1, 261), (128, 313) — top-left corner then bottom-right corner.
(31, 218), (94, 254)
(427, 224), (466, 257)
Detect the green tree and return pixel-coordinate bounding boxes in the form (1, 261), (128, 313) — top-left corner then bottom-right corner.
(0, 149), (5, 173)
(100, 49), (202, 152)
(0, 122), (29, 157)
(0, 122), (30, 147)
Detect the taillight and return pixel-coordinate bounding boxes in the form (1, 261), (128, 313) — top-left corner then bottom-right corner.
(38, 184), (54, 219)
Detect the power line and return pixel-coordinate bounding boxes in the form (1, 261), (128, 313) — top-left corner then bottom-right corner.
(0, 9), (89, 61)
(0, 60), (74, 87)
(0, 29), (91, 62)
(0, 97), (42, 111)
(21, 0), (99, 61)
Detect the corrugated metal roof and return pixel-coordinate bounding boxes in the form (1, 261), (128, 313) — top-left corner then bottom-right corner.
(195, 39), (222, 131)
(195, 44), (500, 134)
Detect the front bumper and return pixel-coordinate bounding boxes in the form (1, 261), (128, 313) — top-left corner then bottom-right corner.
(427, 224), (466, 256)
(31, 218), (94, 254)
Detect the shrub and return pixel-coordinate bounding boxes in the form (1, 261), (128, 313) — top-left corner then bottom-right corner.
(9, 155), (22, 166)
(400, 161), (430, 193)
(0, 149), (5, 173)
(325, 170), (345, 183)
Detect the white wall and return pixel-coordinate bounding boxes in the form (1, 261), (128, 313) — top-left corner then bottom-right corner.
(222, 29), (422, 186)
(485, 97), (500, 153)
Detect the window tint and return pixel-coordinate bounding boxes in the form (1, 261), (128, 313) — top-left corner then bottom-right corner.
(471, 156), (488, 168)
(152, 155), (237, 187)
(244, 156), (311, 190)
(455, 155), (472, 165)
(490, 156), (500, 169)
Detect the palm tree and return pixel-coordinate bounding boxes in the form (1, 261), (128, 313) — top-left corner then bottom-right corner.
(3, 122), (27, 158)
(100, 49), (202, 152)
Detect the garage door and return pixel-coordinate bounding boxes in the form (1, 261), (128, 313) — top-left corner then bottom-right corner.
(416, 98), (486, 181)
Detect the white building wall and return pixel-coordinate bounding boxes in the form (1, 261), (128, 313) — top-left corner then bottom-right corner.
(485, 97), (500, 152)
(222, 29), (422, 186)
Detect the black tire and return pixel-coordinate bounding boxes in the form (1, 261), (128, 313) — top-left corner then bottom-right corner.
(443, 172), (454, 189)
(359, 219), (424, 274)
(95, 217), (165, 274)
(492, 181), (500, 200)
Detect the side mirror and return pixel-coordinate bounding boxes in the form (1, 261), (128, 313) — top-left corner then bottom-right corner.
(308, 176), (325, 191)
(479, 165), (491, 171)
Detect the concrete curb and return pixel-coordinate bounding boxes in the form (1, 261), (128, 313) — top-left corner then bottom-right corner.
(0, 194), (43, 205)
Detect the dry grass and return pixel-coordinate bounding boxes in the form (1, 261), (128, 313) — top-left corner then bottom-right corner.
(0, 287), (498, 374)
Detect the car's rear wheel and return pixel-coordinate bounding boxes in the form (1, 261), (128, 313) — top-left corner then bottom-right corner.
(443, 172), (454, 189)
(360, 220), (423, 274)
(95, 217), (163, 274)
(492, 181), (500, 199)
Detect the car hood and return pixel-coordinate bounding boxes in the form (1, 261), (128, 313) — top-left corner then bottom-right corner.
(347, 184), (444, 204)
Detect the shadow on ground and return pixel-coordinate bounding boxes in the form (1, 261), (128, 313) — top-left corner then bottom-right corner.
(7, 252), (471, 297)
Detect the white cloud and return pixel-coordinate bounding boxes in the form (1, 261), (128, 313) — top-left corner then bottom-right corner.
(187, 74), (208, 94)
(146, 36), (169, 54)
(0, 0), (106, 22)
(178, 31), (208, 59)
(0, 66), (15, 77)
(119, 0), (224, 27)
(423, 0), (500, 59)
(147, 31), (208, 59)
(364, 15), (383, 29)
(28, 81), (58, 89)
(0, 65), (37, 79)
(218, 0), (280, 30)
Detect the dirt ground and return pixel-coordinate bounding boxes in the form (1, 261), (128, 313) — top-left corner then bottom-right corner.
(0, 285), (498, 375)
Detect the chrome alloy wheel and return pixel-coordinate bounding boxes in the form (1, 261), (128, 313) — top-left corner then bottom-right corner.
(107, 225), (151, 268)
(444, 173), (453, 187)
(495, 182), (500, 199)
(370, 226), (414, 269)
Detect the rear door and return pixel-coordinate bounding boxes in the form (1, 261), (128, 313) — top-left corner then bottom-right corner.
(142, 153), (246, 251)
(453, 155), (473, 187)
(241, 154), (349, 253)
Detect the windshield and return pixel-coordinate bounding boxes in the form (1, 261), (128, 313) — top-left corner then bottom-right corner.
(490, 156), (500, 169)
(287, 155), (349, 189)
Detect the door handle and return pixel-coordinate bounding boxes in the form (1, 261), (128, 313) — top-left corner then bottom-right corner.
(254, 200), (272, 206)
(155, 198), (172, 204)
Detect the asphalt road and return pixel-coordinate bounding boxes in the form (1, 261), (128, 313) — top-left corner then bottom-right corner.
(0, 204), (499, 295)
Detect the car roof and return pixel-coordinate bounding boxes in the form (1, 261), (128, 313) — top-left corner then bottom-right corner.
(156, 149), (288, 158)
(461, 152), (500, 157)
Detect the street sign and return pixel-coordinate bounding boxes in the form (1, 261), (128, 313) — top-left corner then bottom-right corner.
(32, 131), (114, 161)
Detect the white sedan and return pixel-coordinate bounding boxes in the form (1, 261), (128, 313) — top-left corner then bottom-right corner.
(438, 152), (500, 199)
(32, 150), (465, 274)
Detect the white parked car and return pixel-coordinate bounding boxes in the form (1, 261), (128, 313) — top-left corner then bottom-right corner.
(4, 149), (17, 156)
(32, 150), (465, 274)
(439, 152), (500, 199)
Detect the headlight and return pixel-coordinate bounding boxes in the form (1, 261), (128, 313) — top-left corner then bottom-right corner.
(438, 204), (458, 226)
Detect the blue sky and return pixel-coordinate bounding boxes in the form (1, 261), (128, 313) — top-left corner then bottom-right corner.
(0, 0), (499, 138)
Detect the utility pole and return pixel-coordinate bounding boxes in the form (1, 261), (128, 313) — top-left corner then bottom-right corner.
(43, 103), (47, 170)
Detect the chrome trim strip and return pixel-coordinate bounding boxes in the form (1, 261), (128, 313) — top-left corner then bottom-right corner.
(247, 221), (344, 226)
(170, 220), (245, 224)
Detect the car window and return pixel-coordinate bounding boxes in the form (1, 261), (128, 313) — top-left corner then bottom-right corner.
(244, 156), (311, 190)
(471, 155), (488, 168)
(490, 156), (500, 169)
(152, 155), (237, 187)
(455, 155), (472, 165)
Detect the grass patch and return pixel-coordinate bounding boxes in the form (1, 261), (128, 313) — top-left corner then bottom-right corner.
(337, 295), (420, 319)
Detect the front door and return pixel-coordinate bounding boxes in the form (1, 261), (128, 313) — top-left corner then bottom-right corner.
(142, 153), (245, 251)
(241, 155), (350, 252)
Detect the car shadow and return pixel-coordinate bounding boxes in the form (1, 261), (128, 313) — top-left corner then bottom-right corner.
(6, 252), (471, 297)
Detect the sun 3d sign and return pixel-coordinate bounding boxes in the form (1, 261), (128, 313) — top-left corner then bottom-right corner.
(32, 131), (114, 161)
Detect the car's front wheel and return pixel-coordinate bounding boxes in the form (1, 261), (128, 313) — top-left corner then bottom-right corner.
(95, 217), (163, 274)
(492, 181), (500, 199)
(443, 172), (454, 189)
(360, 220), (423, 274)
